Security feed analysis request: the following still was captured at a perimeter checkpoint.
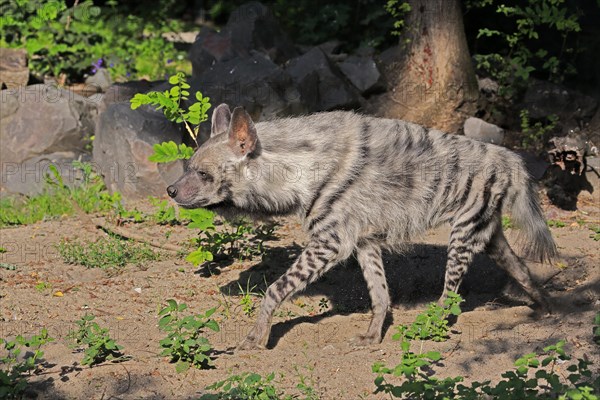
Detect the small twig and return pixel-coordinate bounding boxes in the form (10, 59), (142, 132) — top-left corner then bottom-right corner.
(543, 269), (564, 286)
(93, 218), (185, 253)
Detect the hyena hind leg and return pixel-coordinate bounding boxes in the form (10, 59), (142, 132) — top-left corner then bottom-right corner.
(352, 241), (390, 346)
(486, 229), (552, 313)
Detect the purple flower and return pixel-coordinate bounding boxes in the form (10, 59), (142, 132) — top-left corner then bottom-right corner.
(166, 59), (173, 64)
(109, 62), (114, 68)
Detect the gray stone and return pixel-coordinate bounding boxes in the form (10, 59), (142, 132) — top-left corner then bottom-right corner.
(522, 79), (597, 122)
(463, 117), (505, 145)
(0, 84), (97, 165)
(92, 103), (184, 201)
(286, 47), (360, 111)
(0, 48), (29, 89)
(0, 151), (89, 196)
(85, 68), (113, 92)
(338, 54), (382, 94)
(97, 80), (158, 115)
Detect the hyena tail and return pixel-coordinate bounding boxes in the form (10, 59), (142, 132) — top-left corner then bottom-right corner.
(509, 180), (557, 264)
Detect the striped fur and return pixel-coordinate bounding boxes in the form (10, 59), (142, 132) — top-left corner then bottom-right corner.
(168, 105), (557, 349)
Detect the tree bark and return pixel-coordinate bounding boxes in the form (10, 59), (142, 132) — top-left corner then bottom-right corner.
(370, 0), (478, 133)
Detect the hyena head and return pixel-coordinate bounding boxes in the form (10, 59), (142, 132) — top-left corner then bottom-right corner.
(167, 104), (258, 209)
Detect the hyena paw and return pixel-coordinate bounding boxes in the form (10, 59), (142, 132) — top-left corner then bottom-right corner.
(350, 333), (381, 347)
(237, 336), (265, 351)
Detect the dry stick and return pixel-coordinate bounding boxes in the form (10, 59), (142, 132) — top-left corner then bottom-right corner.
(93, 218), (185, 253)
(69, 199), (185, 253)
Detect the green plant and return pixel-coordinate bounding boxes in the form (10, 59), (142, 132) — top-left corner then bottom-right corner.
(68, 314), (126, 366)
(502, 215), (514, 229)
(589, 226), (600, 241)
(57, 236), (160, 269)
(237, 279), (263, 318)
(318, 298), (329, 313)
(594, 312), (600, 346)
(0, 162), (121, 227)
(200, 372), (283, 400)
(0, 329), (54, 398)
(547, 219), (567, 228)
(520, 110), (559, 150)
(131, 72), (210, 146)
(385, 0), (411, 37)
(158, 300), (220, 372)
(0, 0), (185, 81)
(373, 300), (600, 399)
(472, 0), (582, 97)
(34, 281), (52, 293)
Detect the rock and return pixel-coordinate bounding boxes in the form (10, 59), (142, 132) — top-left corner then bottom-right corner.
(224, 2), (297, 63)
(189, 2), (297, 77)
(0, 84), (97, 165)
(1, 151), (89, 196)
(286, 47), (361, 111)
(0, 48), (29, 89)
(97, 80), (158, 115)
(521, 79), (598, 124)
(463, 117), (505, 145)
(338, 54), (382, 94)
(190, 53), (305, 137)
(85, 68), (113, 92)
(92, 103), (184, 201)
(477, 76), (499, 94)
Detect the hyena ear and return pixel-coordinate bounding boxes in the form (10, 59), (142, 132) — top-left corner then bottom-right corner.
(211, 103), (232, 137)
(228, 107), (258, 157)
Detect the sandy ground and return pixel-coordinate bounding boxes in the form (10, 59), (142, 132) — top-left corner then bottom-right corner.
(1, 190), (599, 399)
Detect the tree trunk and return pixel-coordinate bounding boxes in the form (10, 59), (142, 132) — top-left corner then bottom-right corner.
(370, 0), (478, 133)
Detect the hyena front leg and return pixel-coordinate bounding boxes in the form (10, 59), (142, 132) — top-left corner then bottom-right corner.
(238, 239), (342, 350)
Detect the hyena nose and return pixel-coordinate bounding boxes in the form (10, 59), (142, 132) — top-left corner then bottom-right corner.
(166, 185), (178, 198)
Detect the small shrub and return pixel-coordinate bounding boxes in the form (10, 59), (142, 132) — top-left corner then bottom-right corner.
(200, 372), (282, 400)
(57, 236), (160, 269)
(373, 299), (600, 399)
(68, 314), (126, 366)
(520, 110), (559, 150)
(158, 300), (220, 372)
(0, 162), (121, 227)
(0, 329), (54, 399)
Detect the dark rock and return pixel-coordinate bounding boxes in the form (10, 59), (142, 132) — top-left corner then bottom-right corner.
(521, 79), (598, 124)
(0, 48), (29, 89)
(97, 80), (158, 115)
(286, 47), (361, 111)
(225, 2), (297, 63)
(190, 2), (297, 77)
(190, 53), (305, 135)
(189, 28), (225, 77)
(463, 117), (505, 145)
(338, 54), (382, 94)
(0, 84), (97, 165)
(92, 103), (184, 201)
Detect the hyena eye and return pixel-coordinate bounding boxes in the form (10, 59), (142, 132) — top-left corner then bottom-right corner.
(196, 170), (213, 182)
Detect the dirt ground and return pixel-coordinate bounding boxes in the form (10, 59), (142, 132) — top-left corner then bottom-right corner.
(1, 188), (599, 400)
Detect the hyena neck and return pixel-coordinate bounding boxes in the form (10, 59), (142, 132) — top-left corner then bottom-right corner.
(227, 154), (309, 217)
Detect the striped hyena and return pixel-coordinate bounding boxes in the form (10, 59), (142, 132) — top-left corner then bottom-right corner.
(167, 104), (557, 350)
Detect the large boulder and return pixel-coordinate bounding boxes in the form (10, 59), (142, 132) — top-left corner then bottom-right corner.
(521, 79), (598, 128)
(0, 48), (29, 89)
(188, 53), (305, 141)
(190, 2), (297, 77)
(286, 47), (361, 111)
(0, 84), (98, 195)
(92, 103), (184, 201)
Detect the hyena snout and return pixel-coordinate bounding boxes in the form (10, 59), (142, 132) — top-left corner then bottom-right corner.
(166, 185), (177, 198)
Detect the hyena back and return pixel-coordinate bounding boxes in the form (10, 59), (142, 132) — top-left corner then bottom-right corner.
(168, 104), (557, 349)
